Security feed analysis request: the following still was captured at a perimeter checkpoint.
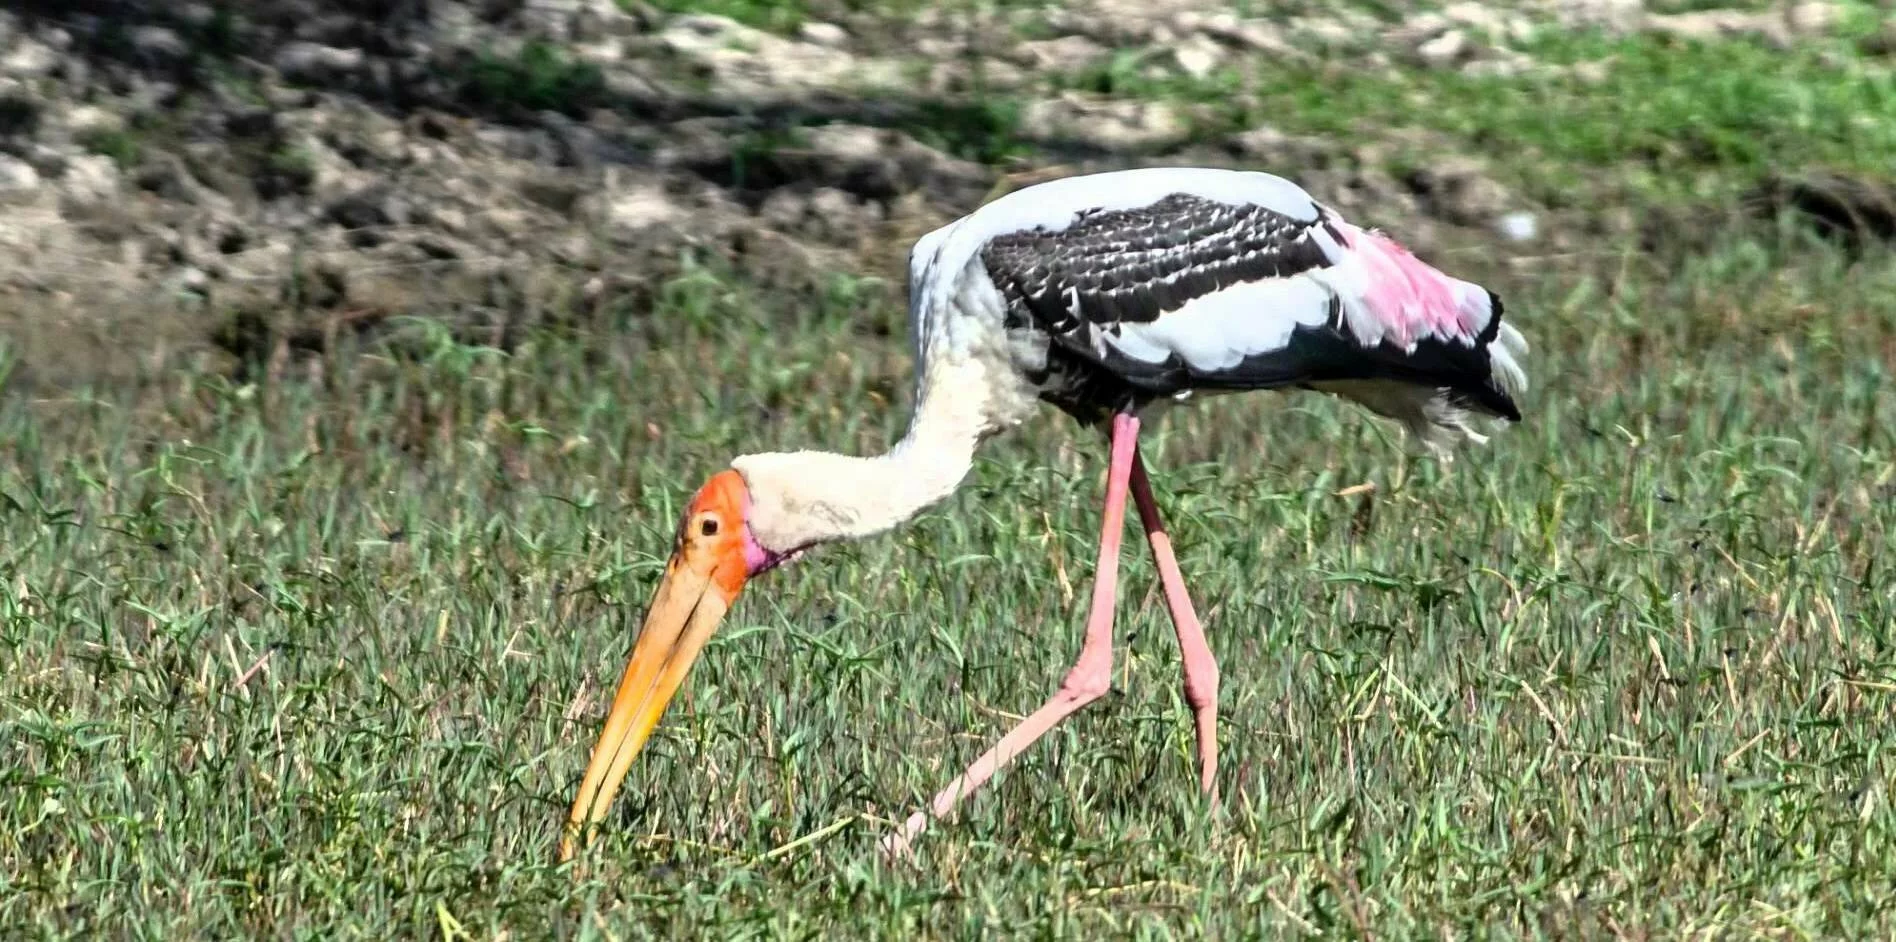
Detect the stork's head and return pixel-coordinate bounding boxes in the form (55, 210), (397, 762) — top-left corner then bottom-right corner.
(557, 451), (938, 861)
(557, 468), (792, 861)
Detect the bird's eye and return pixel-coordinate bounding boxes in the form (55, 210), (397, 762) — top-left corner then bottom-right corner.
(699, 517), (719, 537)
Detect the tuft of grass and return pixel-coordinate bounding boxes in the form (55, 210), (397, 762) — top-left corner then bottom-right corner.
(78, 128), (144, 168)
(898, 98), (1030, 165)
(457, 42), (610, 117)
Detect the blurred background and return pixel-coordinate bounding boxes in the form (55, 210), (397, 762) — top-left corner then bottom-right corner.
(0, 0), (1888, 388)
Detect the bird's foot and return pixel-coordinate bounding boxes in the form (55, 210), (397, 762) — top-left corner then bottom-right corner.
(877, 811), (931, 864)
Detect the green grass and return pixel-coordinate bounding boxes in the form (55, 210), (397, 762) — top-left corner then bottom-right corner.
(76, 128), (143, 168)
(1034, 10), (1896, 206)
(4, 217), (1895, 936)
(458, 42), (611, 118)
(1277, 25), (1896, 203)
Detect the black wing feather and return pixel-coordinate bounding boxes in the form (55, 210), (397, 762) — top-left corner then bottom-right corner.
(976, 191), (1517, 421)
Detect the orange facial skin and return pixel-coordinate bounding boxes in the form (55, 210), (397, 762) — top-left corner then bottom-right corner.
(556, 469), (763, 862)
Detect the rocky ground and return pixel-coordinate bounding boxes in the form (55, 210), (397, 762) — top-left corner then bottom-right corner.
(0, 0), (1884, 388)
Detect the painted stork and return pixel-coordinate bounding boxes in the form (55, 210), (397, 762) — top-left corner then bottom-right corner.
(557, 167), (1531, 862)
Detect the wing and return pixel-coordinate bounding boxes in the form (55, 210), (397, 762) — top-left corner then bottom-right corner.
(979, 191), (1331, 336)
(972, 176), (1524, 421)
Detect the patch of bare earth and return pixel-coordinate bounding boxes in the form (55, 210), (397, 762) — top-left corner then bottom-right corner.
(0, 0), (1873, 389)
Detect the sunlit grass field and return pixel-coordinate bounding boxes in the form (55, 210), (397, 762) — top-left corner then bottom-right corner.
(5, 220), (1893, 937)
(6, 10), (1896, 937)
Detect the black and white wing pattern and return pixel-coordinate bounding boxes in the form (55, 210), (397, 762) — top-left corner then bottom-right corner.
(948, 168), (1528, 429)
(980, 192), (1331, 339)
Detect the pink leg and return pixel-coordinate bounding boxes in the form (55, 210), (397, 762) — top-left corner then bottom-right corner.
(882, 412), (1141, 858)
(1129, 449), (1220, 798)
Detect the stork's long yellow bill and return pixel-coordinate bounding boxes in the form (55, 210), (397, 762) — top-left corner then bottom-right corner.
(559, 472), (754, 863)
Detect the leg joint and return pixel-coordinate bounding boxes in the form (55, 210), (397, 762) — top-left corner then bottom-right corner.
(1059, 661), (1113, 704)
